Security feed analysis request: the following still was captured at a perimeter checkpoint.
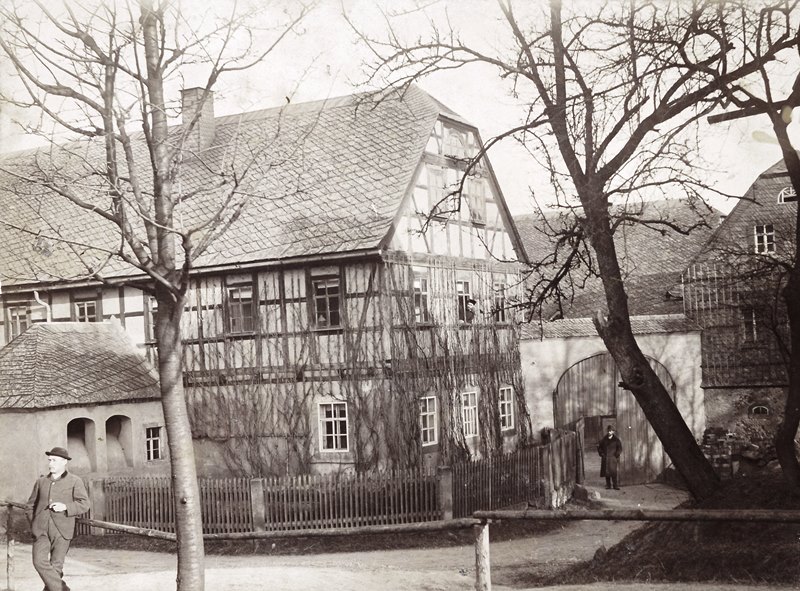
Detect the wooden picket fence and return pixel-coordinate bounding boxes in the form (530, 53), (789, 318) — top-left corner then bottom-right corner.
(87, 434), (576, 535)
(103, 477), (252, 534)
(257, 467), (440, 530)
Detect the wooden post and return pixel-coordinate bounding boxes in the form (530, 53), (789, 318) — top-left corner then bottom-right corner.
(474, 520), (491, 591)
(6, 506), (15, 591)
(88, 479), (106, 536)
(437, 465), (453, 520)
(250, 478), (267, 532)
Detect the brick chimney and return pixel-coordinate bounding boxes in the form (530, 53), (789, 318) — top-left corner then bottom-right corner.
(181, 87), (215, 153)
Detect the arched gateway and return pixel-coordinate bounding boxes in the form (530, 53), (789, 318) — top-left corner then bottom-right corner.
(554, 352), (677, 485)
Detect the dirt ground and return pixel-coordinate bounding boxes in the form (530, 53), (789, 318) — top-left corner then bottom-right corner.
(1, 471), (792, 590)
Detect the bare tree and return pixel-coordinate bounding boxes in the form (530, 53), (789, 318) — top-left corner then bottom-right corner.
(0, 1), (310, 588)
(350, 0), (800, 499)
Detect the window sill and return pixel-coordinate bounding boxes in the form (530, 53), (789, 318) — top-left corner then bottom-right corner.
(224, 331), (256, 339)
(313, 326), (343, 335)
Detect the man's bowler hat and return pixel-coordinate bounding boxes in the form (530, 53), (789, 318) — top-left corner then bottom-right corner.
(45, 447), (71, 461)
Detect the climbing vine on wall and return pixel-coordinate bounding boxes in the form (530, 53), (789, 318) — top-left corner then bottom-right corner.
(178, 256), (531, 477)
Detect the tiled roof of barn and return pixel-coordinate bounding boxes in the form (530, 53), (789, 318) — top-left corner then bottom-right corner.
(520, 313), (701, 340)
(515, 199), (721, 319)
(0, 322), (160, 409)
(0, 86), (449, 286)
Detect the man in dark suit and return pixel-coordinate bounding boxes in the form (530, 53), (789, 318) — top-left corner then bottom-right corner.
(597, 425), (623, 490)
(26, 447), (90, 591)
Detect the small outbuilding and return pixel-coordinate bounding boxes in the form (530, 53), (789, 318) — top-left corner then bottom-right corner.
(0, 321), (166, 503)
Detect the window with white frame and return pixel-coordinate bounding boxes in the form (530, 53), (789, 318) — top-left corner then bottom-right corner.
(145, 426), (163, 461)
(312, 276), (341, 328)
(492, 282), (507, 323)
(457, 280), (474, 323)
(754, 224), (775, 254)
(6, 303), (30, 340)
(227, 285), (254, 333)
(499, 386), (514, 431)
(319, 402), (348, 451)
(778, 186), (797, 203)
(461, 391), (478, 438)
(413, 272), (431, 323)
(74, 299), (97, 322)
(466, 177), (486, 224)
(419, 396), (438, 446)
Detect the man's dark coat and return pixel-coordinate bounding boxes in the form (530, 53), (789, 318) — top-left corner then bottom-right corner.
(597, 434), (623, 478)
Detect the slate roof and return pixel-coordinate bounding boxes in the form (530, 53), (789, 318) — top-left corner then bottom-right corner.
(0, 322), (160, 409)
(520, 313), (701, 340)
(515, 198), (722, 319)
(0, 86), (452, 287)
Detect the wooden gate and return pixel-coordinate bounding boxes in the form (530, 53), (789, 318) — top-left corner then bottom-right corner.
(554, 353), (677, 485)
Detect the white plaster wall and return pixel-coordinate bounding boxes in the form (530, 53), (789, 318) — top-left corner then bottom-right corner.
(520, 330), (705, 442)
(0, 401), (168, 504)
(0, 412), (46, 503)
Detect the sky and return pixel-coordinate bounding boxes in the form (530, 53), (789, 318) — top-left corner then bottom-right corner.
(0, 0), (796, 216)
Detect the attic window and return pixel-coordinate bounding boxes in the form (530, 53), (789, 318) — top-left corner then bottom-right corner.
(749, 404), (770, 416)
(753, 224), (775, 254)
(778, 187), (797, 203)
(444, 128), (468, 159)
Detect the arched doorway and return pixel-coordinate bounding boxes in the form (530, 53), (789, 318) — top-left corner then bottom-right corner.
(554, 352), (677, 485)
(67, 417), (97, 472)
(106, 415), (133, 469)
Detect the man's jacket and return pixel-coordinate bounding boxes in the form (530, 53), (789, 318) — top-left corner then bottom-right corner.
(26, 472), (90, 540)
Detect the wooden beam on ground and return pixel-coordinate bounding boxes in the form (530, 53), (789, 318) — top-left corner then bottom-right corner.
(473, 508), (800, 523)
(201, 517), (480, 541)
(78, 518), (177, 541)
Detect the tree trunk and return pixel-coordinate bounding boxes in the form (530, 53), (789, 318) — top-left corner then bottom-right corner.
(777, 269), (800, 492)
(768, 114), (800, 492)
(156, 290), (205, 591)
(584, 196), (720, 500)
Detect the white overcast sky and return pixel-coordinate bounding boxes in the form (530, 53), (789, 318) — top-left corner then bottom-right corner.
(0, 0), (797, 215)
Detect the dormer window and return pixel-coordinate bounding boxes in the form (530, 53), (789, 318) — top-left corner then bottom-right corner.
(754, 224), (775, 254)
(778, 186), (797, 203)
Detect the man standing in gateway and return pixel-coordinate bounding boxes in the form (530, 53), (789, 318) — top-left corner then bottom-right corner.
(26, 446), (90, 591)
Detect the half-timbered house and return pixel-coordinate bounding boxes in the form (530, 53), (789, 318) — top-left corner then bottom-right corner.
(0, 86), (529, 481)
